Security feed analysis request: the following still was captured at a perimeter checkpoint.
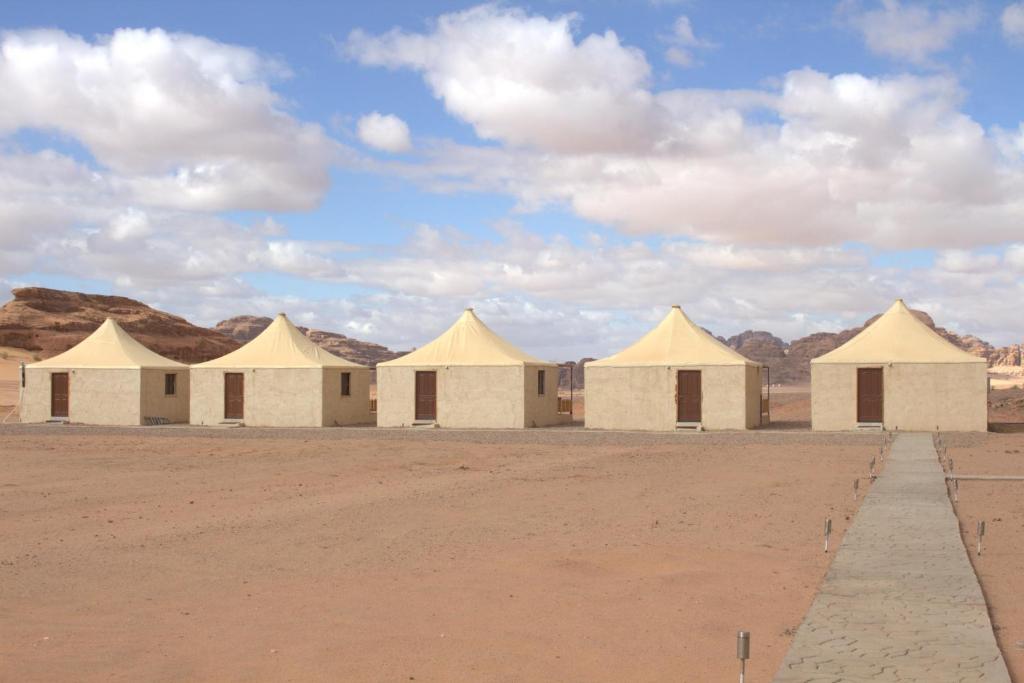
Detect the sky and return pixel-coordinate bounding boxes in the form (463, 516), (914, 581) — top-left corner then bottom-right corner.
(1, 0), (1023, 359)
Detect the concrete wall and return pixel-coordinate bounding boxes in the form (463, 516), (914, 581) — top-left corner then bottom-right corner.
(190, 367), (324, 427)
(22, 367), (141, 425)
(321, 367), (373, 426)
(584, 364), (756, 431)
(140, 369), (190, 424)
(376, 365), (529, 428)
(522, 364), (566, 427)
(811, 362), (988, 432)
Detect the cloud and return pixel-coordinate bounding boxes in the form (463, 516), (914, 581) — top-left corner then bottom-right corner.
(345, 5), (662, 154)
(663, 15), (713, 68)
(838, 0), (981, 65)
(357, 112), (413, 152)
(0, 28), (336, 211)
(1003, 3), (1024, 43)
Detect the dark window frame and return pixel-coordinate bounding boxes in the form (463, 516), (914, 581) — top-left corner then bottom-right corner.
(537, 369), (546, 396)
(164, 373), (177, 396)
(341, 372), (351, 397)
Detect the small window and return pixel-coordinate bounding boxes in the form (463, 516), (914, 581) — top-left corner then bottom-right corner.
(538, 369), (546, 396)
(164, 373), (176, 396)
(341, 372), (351, 397)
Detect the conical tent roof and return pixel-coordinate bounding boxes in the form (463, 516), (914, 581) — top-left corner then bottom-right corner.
(194, 313), (365, 369)
(380, 308), (555, 367)
(812, 299), (986, 365)
(29, 318), (185, 369)
(588, 305), (757, 367)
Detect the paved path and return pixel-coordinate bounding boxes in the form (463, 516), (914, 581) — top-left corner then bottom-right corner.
(774, 432), (1010, 682)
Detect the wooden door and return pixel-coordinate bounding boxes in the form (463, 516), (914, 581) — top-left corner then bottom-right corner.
(224, 373), (244, 420)
(857, 368), (884, 423)
(415, 371), (437, 421)
(677, 370), (702, 422)
(51, 373), (69, 418)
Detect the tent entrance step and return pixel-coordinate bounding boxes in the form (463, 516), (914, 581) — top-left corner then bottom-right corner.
(856, 422), (884, 431)
(412, 420), (438, 427)
(675, 422), (703, 431)
(143, 416), (170, 426)
(45, 418), (69, 424)
(218, 420), (245, 427)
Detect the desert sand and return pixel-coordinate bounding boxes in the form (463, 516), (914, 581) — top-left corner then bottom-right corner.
(1, 426), (879, 682)
(943, 431), (1024, 682)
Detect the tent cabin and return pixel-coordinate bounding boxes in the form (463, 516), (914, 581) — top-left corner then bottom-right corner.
(585, 305), (764, 431)
(811, 299), (988, 432)
(190, 313), (371, 427)
(376, 308), (566, 428)
(21, 318), (188, 425)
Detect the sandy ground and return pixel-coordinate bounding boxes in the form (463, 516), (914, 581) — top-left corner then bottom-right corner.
(942, 432), (1024, 682)
(0, 427), (880, 682)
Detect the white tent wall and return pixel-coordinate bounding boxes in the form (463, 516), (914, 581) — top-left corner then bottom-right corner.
(140, 368), (190, 424)
(376, 365), (528, 428)
(321, 367), (373, 426)
(190, 367), (324, 427)
(585, 364), (759, 431)
(811, 362), (988, 432)
(522, 363), (565, 428)
(22, 367), (141, 425)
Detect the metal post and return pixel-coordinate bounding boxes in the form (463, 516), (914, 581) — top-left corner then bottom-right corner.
(977, 520), (985, 556)
(824, 518), (832, 553)
(853, 478), (859, 500)
(737, 630), (750, 683)
(954, 478), (959, 502)
(869, 457), (876, 479)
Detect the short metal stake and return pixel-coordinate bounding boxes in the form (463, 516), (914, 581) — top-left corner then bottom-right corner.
(977, 520), (986, 556)
(824, 518), (832, 553)
(954, 478), (959, 503)
(737, 630), (750, 683)
(853, 478), (859, 501)
(869, 457), (876, 479)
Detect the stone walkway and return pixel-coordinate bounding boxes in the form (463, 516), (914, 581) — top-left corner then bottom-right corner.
(773, 433), (1010, 682)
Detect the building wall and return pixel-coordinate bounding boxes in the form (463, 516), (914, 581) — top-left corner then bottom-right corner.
(140, 368), (190, 423)
(811, 362), (988, 432)
(522, 364), (567, 427)
(321, 367), (373, 426)
(376, 365), (527, 428)
(744, 364), (764, 429)
(190, 367), (324, 427)
(22, 367), (141, 425)
(584, 364), (754, 431)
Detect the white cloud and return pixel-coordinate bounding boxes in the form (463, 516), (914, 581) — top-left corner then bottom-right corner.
(357, 112), (412, 152)
(348, 6), (1024, 250)
(663, 15), (713, 68)
(1002, 3), (1024, 43)
(839, 0), (981, 65)
(346, 5), (662, 154)
(0, 28), (336, 211)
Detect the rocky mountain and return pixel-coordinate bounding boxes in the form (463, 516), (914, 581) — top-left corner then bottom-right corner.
(213, 315), (404, 367)
(0, 287), (240, 363)
(558, 358), (595, 391)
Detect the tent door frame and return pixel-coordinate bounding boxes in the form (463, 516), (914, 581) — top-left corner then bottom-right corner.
(224, 372), (244, 420)
(415, 371), (437, 421)
(857, 367), (884, 424)
(676, 370), (702, 424)
(50, 372), (69, 418)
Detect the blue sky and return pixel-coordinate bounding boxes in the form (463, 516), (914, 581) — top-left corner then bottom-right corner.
(1, 0), (1023, 358)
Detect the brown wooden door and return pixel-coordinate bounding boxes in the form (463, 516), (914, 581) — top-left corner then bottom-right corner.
(677, 370), (702, 422)
(51, 373), (69, 418)
(415, 371), (437, 421)
(224, 373), (244, 420)
(857, 367), (884, 423)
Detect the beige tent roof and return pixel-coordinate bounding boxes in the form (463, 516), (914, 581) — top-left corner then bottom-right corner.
(193, 313), (365, 369)
(29, 318), (185, 369)
(812, 299), (986, 365)
(380, 308), (555, 367)
(588, 305), (757, 367)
